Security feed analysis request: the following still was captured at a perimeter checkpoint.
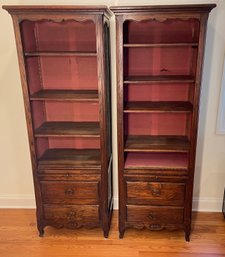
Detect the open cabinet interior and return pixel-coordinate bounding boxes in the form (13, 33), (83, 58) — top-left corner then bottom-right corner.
(123, 18), (199, 171)
(20, 19), (101, 169)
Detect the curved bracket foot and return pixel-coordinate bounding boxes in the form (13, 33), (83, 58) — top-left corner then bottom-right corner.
(119, 230), (125, 239)
(185, 232), (190, 242)
(38, 227), (45, 237)
(103, 230), (109, 238)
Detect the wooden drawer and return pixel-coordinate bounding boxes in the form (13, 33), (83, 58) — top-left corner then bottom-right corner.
(127, 205), (184, 230)
(41, 181), (99, 205)
(127, 181), (185, 206)
(39, 173), (101, 181)
(38, 169), (101, 175)
(44, 205), (99, 229)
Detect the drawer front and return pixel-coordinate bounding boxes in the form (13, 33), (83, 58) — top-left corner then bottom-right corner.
(44, 205), (99, 229)
(41, 181), (99, 204)
(38, 169), (101, 175)
(127, 181), (185, 206)
(127, 205), (184, 230)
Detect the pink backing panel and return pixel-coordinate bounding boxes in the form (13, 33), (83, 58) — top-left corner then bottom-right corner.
(125, 84), (190, 102)
(124, 152), (188, 169)
(35, 20), (96, 52)
(31, 102), (46, 129)
(45, 102), (99, 122)
(125, 19), (200, 44)
(26, 58), (42, 94)
(126, 47), (196, 76)
(36, 138), (49, 158)
(49, 137), (100, 149)
(39, 56), (98, 90)
(125, 113), (188, 136)
(20, 20), (96, 52)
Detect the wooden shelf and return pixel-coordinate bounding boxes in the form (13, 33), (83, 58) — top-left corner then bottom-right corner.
(124, 75), (195, 84)
(35, 122), (100, 137)
(124, 152), (188, 170)
(124, 101), (193, 113)
(123, 43), (198, 48)
(38, 148), (101, 169)
(125, 135), (190, 152)
(25, 51), (97, 57)
(30, 90), (99, 102)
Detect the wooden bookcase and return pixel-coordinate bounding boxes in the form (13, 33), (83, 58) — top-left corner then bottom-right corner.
(3, 6), (113, 237)
(111, 4), (215, 241)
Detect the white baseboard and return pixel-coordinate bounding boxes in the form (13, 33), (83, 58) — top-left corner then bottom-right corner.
(0, 194), (222, 212)
(0, 194), (36, 208)
(192, 197), (223, 212)
(113, 197), (223, 212)
(113, 197), (119, 210)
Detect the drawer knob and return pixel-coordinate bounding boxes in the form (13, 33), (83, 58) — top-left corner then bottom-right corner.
(148, 213), (155, 220)
(65, 188), (74, 195)
(150, 224), (162, 230)
(68, 222), (78, 229)
(151, 188), (161, 196)
(67, 211), (76, 219)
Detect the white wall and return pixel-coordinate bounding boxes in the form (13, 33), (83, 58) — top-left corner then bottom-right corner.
(0, 0), (224, 211)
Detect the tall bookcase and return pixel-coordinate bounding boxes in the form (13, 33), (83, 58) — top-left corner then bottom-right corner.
(111, 4), (215, 241)
(3, 6), (113, 237)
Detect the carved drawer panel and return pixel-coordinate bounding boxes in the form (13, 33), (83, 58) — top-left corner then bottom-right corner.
(127, 205), (184, 230)
(41, 181), (99, 205)
(44, 205), (99, 229)
(126, 181), (185, 206)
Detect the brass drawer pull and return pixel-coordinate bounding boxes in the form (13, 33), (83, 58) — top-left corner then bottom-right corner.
(150, 224), (162, 230)
(151, 188), (161, 196)
(67, 211), (76, 219)
(65, 188), (74, 195)
(68, 222), (78, 229)
(148, 213), (156, 220)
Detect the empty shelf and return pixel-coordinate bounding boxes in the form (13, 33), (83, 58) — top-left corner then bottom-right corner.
(30, 90), (98, 102)
(38, 148), (101, 169)
(125, 135), (190, 152)
(124, 101), (193, 113)
(35, 122), (100, 137)
(124, 75), (195, 84)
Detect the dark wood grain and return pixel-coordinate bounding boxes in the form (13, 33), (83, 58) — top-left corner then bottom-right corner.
(126, 205), (184, 229)
(124, 75), (195, 84)
(123, 43), (198, 48)
(125, 135), (190, 152)
(30, 90), (99, 102)
(184, 13), (210, 242)
(4, 5), (113, 237)
(110, 4), (216, 13)
(112, 4), (215, 240)
(35, 122), (100, 137)
(38, 149), (101, 169)
(124, 101), (193, 113)
(25, 51), (97, 57)
(126, 181), (185, 206)
(44, 205), (100, 229)
(3, 5), (112, 18)
(41, 181), (99, 204)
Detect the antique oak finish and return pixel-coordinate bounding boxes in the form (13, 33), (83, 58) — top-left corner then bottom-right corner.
(111, 4), (216, 241)
(3, 5), (113, 237)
